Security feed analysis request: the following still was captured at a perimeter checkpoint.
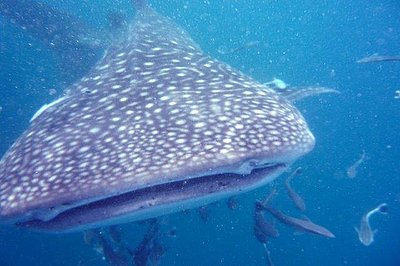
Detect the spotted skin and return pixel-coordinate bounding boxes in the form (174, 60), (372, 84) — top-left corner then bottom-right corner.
(0, 6), (314, 228)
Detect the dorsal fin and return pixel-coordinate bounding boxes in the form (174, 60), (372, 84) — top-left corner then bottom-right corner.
(131, 0), (148, 10)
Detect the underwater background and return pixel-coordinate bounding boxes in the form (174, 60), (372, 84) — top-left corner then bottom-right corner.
(0, 0), (399, 265)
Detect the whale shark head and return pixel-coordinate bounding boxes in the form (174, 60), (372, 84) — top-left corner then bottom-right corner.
(0, 5), (314, 232)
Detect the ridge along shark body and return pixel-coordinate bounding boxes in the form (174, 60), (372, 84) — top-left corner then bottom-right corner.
(355, 203), (388, 246)
(0, 1), (316, 232)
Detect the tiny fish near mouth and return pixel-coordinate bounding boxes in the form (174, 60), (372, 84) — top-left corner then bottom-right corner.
(0, 1), (315, 232)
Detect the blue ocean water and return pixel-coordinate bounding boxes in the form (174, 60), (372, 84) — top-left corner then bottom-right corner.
(0, 0), (399, 265)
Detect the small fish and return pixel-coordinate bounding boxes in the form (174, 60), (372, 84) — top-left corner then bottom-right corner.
(83, 229), (130, 266)
(227, 196), (238, 210)
(276, 86), (339, 103)
(284, 167), (306, 212)
(107, 9), (128, 30)
(98, 235), (130, 266)
(355, 203), (388, 246)
(198, 205), (210, 223)
(254, 190), (278, 266)
(264, 78), (288, 89)
(83, 229), (101, 247)
(260, 205), (335, 238)
(253, 209), (279, 243)
(108, 225), (123, 244)
(357, 53), (400, 64)
(217, 41), (260, 55)
(148, 240), (165, 266)
(254, 190), (280, 242)
(346, 151), (368, 178)
(165, 227), (177, 238)
(132, 219), (164, 266)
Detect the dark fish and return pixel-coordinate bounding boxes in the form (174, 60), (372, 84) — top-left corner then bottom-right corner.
(108, 225), (123, 244)
(254, 190), (277, 266)
(254, 189), (279, 244)
(83, 229), (100, 247)
(166, 227), (177, 238)
(261, 205), (335, 238)
(217, 41), (260, 55)
(98, 235), (130, 266)
(107, 10), (129, 31)
(357, 54), (400, 63)
(84, 229), (130, 266)
(284, 167), (306, 212)
(0, 0), (316, 232)
(133, 239), (150, 266)
(227, 196), (238, 210)
(253, 210), (279, 243)
(198, 205), (210, 223)
(132, 219), (162, 266)
(147, 240), (165, 266)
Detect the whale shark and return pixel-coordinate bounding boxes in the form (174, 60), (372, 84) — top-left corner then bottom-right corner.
(0, 0), (317, 232)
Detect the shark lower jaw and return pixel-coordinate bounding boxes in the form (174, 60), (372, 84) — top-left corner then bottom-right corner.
(16, 162), (287, 232)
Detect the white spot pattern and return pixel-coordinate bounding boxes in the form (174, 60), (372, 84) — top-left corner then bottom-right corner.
(0, 6), (315, 221)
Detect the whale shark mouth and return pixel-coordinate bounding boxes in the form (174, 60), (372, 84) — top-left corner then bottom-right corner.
(17, 162), (287, 232)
